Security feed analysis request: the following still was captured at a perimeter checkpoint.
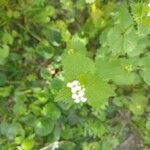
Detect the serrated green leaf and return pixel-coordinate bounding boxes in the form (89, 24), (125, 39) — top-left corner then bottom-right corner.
(54, 85), (73, 110)
(84, 74), (115, 110)
(106, 27), (140, 55)
(106, 27), (123, 54)
(67, 34), (87, 55)
(99, 28), (110, 47)
(139, 54), (150, 85)
(118, 3), (133, 30)
(140, 69), (150, 85)
(96, 57), (140, 85)
(62, 53), (95, 81)
(84, 119), (105, 138)
(50, 78), (63, 94)
(123, 28), (138, 54)
(128, 35), (149, 57)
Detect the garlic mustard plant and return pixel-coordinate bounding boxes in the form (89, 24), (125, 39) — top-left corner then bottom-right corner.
(67, 80), (87, 103)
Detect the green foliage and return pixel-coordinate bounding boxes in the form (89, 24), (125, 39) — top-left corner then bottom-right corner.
(62, 52), (95, 81)
(139, 53), (150, 85)
(128, 94), (148, 115)
(0, 0), (150, 150)
(22, 138), (34, 150)
(95, 57), (140, 85)
(34, 118), (54, 137)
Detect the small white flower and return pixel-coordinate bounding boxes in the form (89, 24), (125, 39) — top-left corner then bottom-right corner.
(66, 80), (87, 104)
(80, 97), (87, 102)
(78, 90), (85, 97)
(73, 85), (81, 92)
(74, 98), (81, 103)
(71, 86), (79, 93)
(72, 93), (78, 99)
(75, 85), (82, 91)
(66, 82), (72, 88)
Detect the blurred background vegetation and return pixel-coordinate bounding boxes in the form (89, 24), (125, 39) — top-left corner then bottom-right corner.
(0, 0), (150, 150)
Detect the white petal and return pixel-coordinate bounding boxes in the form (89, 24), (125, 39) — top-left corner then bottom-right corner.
(72, 93), (78, 99)
(74, 99), (80, 103)
(66, 82), (72, 88)
(75, 85), (82, 91)
(78, 90), (84, 97)
(71, 86), (80, 93)
(80, 97), (87, 102)
(72, 80), (79, 86)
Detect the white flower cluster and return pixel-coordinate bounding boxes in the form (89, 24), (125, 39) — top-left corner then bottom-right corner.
(147, 2), (150, 16)
(67, 80), (87, 103)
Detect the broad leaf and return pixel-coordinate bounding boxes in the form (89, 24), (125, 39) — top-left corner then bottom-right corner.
(96, 57), (140, 85)
(62, 53), (95, 81)
(34, 118), (54, 136)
